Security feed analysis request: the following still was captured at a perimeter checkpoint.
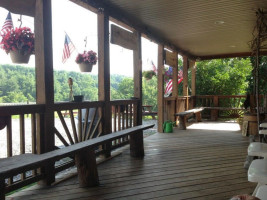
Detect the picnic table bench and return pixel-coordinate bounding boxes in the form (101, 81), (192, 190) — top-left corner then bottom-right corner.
(174, 107), (204, 130)
(142, 105), (157, 119)
(0, 124), (154, 200)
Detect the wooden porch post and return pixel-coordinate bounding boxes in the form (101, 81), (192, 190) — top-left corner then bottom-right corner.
(172, 52), (178, 97)
(157, 45), (164, 133)
(191, 60), (196, 107)
(170, 51), (178, 122)
(211, 96), (219, 120)
(183, 56), (189, 110)
(98, 10), (111, 158)
(35, 0), (55, 185)
(130, 31), (144, 157)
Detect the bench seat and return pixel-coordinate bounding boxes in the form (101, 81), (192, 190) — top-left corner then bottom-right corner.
(174, 108), (204, 130)
(0, 124), (154, 199)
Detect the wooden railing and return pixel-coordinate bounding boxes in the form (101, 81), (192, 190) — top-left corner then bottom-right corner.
(164, 95), (267, 121)
(0, 99), (140, 194)
(0, 104), (45, 193)
(195, 95), (247, 119)
(110, 99), (138, 150)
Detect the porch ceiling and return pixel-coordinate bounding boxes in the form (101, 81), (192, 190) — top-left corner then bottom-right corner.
(95, 0), (267, 60)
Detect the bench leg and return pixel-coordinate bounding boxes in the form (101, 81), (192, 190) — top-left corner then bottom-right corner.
(0, 179), (5, 200)
(75, 148), (99, 187)
(130, 132), (144, 157)
(195, 112), (202, 122)
(179, 116), (187, 130)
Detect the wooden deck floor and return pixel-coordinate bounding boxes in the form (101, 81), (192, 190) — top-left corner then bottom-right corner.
(8, 121), (256, 200)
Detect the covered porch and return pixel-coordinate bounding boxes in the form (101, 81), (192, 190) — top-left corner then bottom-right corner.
(0, 0), (267, 199)
(7, 121), (255, 200)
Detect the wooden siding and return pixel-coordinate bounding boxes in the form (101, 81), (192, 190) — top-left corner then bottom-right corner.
(7, 122), (255, 200)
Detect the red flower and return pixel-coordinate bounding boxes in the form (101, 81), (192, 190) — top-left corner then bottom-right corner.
(0, 27), (34, 55)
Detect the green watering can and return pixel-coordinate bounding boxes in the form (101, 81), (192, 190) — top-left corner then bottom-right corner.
(163, 120), (175, 133)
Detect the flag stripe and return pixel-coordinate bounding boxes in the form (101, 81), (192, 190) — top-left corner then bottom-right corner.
(62, 33), (76, 63)
(1, 12), (13, 36)
(164, 69), (183, 96)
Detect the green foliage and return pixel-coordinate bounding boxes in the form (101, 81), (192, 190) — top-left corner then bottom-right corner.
(142, 76), (158, 111)
(0, 64), (128, 103)
(248, 56), (267, 94)
(196, 58), (252, 95)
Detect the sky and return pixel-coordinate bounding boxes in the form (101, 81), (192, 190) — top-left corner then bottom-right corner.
(0, 0), (159, 77)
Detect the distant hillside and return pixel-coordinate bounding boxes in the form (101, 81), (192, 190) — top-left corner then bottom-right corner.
(0, 64), (127, 103)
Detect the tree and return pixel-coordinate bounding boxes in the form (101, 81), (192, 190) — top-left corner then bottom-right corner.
(195, 58), (252, 95)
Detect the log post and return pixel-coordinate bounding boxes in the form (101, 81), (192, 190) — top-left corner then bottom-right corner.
(35, 0), (55, 185)
(75, 148), (99, 187)
(172, 52), (178, 97)
(130, 31), (144, 157)
(157, 45), (164, 133)
(183, 56), (189, 110)
(191, 61), (196, 107)
(98, 10), (112, 158)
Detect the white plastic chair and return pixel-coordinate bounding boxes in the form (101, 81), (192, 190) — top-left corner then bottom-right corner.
(256, 185), (267, 200)
(248, 159), (267, 196)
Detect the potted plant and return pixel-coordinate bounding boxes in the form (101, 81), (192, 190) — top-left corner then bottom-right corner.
(75, 50), (97, 72)
(0, 27), (34, 64)
(142, 70), (156, 80)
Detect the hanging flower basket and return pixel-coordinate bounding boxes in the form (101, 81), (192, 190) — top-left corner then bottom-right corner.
(75, 50), (97, 73)
(142, 70), (156, 80)
(10, 51), (31, 64)
(0, 27), (34, 64)
(79, 63), (93, 72)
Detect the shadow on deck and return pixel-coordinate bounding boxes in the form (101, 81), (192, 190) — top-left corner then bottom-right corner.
(8, 121), (256, 200)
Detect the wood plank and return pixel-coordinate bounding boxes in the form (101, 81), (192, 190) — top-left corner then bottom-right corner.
(110, 24), (137, 50)
(165, 50), (177, 67)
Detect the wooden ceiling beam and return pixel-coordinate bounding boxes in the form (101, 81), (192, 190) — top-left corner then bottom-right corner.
(0, 0), (35, 17)
(71, 0), (197, 60)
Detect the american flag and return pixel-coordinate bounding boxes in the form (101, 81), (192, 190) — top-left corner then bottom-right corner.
(151, 61), (157, 74)
(1, 12), (13, 36)
(164, 68), (183, 96)
(62, 33), (76, 63)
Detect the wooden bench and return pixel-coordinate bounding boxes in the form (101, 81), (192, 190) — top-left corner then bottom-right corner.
(0, 124), (154, 200)
(142, 105), (157, 119)
(174, 108), (204, 130)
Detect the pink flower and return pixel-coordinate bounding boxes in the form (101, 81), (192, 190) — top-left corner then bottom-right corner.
(75, 50), (97, 64)
(0, 27), (34, 55)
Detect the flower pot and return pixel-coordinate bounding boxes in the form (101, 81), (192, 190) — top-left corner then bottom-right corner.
(10, 51), (31, 64)
(73, 95), (84, 102)
(79, 63), (93, 72)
